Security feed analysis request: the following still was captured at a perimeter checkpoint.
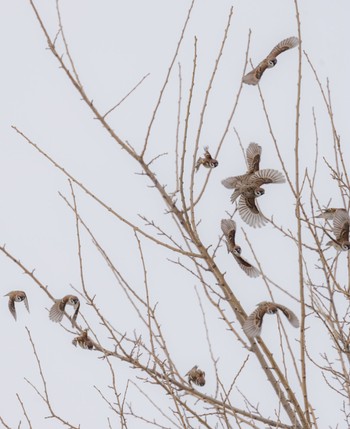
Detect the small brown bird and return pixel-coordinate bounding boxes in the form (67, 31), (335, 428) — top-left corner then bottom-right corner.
(221, 219), (259, 278)
(72, 330), (94, 350)
(243, 301), (299, 338)
(316, 207), (347, 220)
(195, 146), (219, 172)
(186, 365), (206, 387)
(4, 291), (29, 320)
(326, 209), (350, 251)
(222, 143), (285, 228)
(243, 36), (299, 85)
(49, 295), (80, 325)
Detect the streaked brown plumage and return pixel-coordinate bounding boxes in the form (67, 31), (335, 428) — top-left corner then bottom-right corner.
(316, 207), (347, 220)
(221, 219), (259, 278)
(243, 301), (299, 338)
(326, 209), (350, 251)
(49, 295), (80, 325)
(195, 146), (218, 172)
(186, 365), (206, 387)
(72, 330), (94, 350)
(243, 36), (299, 85)
(4, 290), (29, 320)
(222, 143), (285, 228)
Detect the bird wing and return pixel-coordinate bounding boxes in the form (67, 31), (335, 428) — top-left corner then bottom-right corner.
(23, 295), (30, 313)
(232, 253), (260, 278)
(267, 36), (299, 60)
(49, 300), (64, 323)
(221, 174), (248, 189)
(8, 298), (17, 320)
(276, 304), (299, 328)
(243, 307), (265, 338)
(333, 209), (350, 241)
(251, 169), (285, 186)
(238, 195), (267, 228)
(243, 62), (268, 85)
(220, 219), (236, 243)
(246, 143), (262, 174)
(72, 301), (80, 324)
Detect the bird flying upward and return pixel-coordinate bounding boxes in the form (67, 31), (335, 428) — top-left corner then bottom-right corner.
(222, 143), (285, 228)
(195, 146), (219, 172)
(243, 36), (299, 85)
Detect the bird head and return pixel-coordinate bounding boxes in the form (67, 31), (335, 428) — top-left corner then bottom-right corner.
(254, 188), (265, 197)
(267, 58), (277, 68)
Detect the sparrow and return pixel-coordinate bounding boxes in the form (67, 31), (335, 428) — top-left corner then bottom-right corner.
(186, 365), (206, 386)
(49, 295), (80, 325)
(195, 146), (219, 172)
(316, 207), (347, 220)
(220, 219), (259, 278)
(222, 143), (285, 228)
(4, 290), (30, 320)
(243, 36), (299, 85)
(72, 330), (94, 350)
(243, 301), (299, 338)
(326, 209), (350, 251)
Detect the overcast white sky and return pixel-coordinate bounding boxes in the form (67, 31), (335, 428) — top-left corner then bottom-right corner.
(1, 1), (349, 428)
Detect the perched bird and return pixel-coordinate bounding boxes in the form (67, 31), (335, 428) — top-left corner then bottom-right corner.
(195, 146), (219, 172)
(243, 301), (299, 338)
(186, 365), (206, 387)
(221, 143), (285, 228)
(4, 290), (29, 320)
(243, 36), (299, 85)
(49, 295), (80, 325)
(72, 330), (94, 350)
(316, 207), (347, 220)
(326, 209), (350, 251)
(220, 219), (259, 278)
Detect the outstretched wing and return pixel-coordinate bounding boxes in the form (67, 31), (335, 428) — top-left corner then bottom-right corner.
(221, 219), (236, 242)
(251, 169), (285, 186)
(232, 253), (260, 278)
(221, 174), (248, 189)
(72, 301), (80, 324)
(276, 304), (299, 328)
(246, 143), (261, 174)
(23, 295), (30, 313)
(8, 298), (17, 320)
(238, 195), (267, 228)
(243, 62), (268, 86)
(243, 307), (266, 338)
(267, 36), (299, 60)
(49, 300), (65, 323)
(333, 209), (350, 242)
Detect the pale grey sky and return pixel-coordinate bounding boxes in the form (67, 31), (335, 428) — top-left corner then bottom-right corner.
(0, 1), (349, 427)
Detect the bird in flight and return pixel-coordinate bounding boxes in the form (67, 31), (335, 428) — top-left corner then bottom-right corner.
(195, 146), (219, 171)
(221, 143), (285, 227)
(221, 219), (259, 277)
(5, 290), (29, 320)
(316, 207), (346, 220)
(243, 36), (299, 85)
(186, 365), (206, 386)
(49, 295), (80, 325)
(72, 330), (94, 350)
(325, 209), (350, 251)
(243, 301), (299, 338)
